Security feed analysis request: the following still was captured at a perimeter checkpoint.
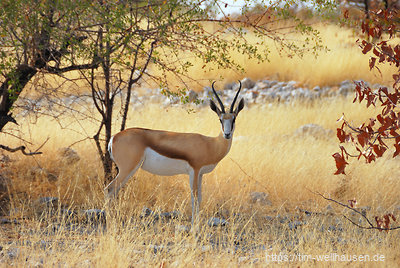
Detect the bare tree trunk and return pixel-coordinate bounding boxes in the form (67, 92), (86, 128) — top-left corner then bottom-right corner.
(0, 65), (37, 131)
(0, 8), (95, 133)
(92, 35), (115, 185)
(383, 0), (388, 9)
(364, 0), (369, 19)
(103, 66), (114, 184)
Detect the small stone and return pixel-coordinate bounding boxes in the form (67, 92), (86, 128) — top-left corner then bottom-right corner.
(208, 217), (228, 227)
(240, 78), (256, 89)
(359, 206), (371, 217)
(186, 90), (198, 102)
(201, 245), (212, 252)
(238, 256), (249, 263)
(251, 258), (260, 264)
(160, 211), (180, 220)
(0, 175), (10, 215)
(175, 224), (190, 234)
(265, 216), (274, 222)
(294, 124), (333, 139)
(288, 221), (303, 230)
(0, 218), (18, 224)
(46, 173), (58, 182)
(254, 81), (270, 90)
(277, 215), (289, 223)
(61, 209), (76, 219)
(140, 207), (153, 218)
(148, 244), (165, 254)
(338, 81), (356, 97)
(250, 192), (272, 206)
(28, 167), (57, 182)
(393, 206), (400, 216)
(0, 154), (11, 164)
(37, 197), (59, 208)
(224, 82), (237, 90)
(83, 209), (106, 223)
(7, 248), (19, 259)
(27, 258), (44, 268)
(302, 210), (313, 216)
(327, 225), (343, 232)
(58, 147), (80, 164)
(35, 197), (59, 217)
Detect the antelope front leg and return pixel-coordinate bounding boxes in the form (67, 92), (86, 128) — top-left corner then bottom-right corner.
(189, 169), (201, 230)
(197, 174), (203, 206)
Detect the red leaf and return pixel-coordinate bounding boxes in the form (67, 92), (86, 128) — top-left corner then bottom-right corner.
(343, 9), (349, 19)
(381, 44), (393, 56)
(369, 57), (376, 70)
(357, 132), (369, 147)
(373, 144), (386, 157)
(337, 128), (348, 143)
(366, 152), (376, 163)
(375, 216), (384, 231)
(333, 152), (348, 175)
(393, 74), (400, 88)
(394, 45), (400, 56)
(373, 48), (381, 57)
(362, 42), (373, 54)
(383, 214), (391, 229)
(390, 128), (399, 137)
(369, 118), (375, 128)
(394, 144), (400, 157)
(377, 114), (384, 124)
(348, 198), (357, 208)
(378, 123), (389, 134)
(369, 27), (375, 38)
(396, 136), (400, 144)
(379, 87), (389, 97)
(361, 22), (368, 34)
(377, 136), (387, 147)
(379, 53), (385, 63)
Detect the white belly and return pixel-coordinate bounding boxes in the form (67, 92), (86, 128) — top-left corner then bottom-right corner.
(200, 164), (216, 175)
(141, 148), (191, 176)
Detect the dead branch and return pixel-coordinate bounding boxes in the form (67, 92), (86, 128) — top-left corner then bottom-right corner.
(0, 137), (49, 156)
(0, 144), (42, 156)
(314, 191), (400, 231)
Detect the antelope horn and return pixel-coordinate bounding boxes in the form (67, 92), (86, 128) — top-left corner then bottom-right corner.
(211, 81), (225, 113)
(230, 80), (242, 113)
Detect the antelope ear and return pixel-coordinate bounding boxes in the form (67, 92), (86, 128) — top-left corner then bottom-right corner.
(210, 100), (221, 116)
(234, 98), (244, 115)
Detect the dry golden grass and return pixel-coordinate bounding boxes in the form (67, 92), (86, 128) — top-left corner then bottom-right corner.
(1, 96), (400, 266)
(154, 22), (399, 90)
(3, 97), (400, 209)
(2, 19), (400, 266)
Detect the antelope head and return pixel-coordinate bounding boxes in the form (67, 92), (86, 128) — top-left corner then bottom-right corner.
(210, 81), (245, 139)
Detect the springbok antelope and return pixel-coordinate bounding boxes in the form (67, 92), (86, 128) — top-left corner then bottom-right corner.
(105, 81), (244, 224)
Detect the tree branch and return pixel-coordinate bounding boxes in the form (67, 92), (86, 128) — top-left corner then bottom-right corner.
(44, 62), (100, 74)
(314, 191), (400, 231)
(0, 144), (42, 156)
